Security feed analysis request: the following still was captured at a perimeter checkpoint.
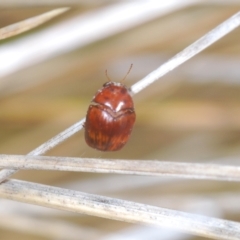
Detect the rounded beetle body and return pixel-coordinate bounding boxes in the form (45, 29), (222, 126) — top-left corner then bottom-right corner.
(84, 82), (136, 151)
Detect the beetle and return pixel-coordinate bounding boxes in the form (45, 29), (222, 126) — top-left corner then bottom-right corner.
(84, 65), (136, 151)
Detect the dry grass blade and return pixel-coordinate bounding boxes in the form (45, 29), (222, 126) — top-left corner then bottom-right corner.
(0, 179), (239, 240)
(0, 8), (69, 40)
(0, 154), (240, 181)
(131, 11), (240, 94)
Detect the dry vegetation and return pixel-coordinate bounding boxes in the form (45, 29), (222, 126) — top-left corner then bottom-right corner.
(0, 1), (240, 240)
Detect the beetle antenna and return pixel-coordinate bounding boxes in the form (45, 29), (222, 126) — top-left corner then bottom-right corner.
(105, 69), (112, 82)
(121, 64), (133, 83)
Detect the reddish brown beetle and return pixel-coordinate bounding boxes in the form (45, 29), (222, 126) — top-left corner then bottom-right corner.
(84, 65), (136, 151)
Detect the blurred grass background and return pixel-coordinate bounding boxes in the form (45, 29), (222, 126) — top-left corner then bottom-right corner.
(0, 2), (240, 240)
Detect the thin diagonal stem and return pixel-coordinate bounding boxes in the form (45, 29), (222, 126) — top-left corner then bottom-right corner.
(130, 11), (240, 94)
(0, 8), (69, 40)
